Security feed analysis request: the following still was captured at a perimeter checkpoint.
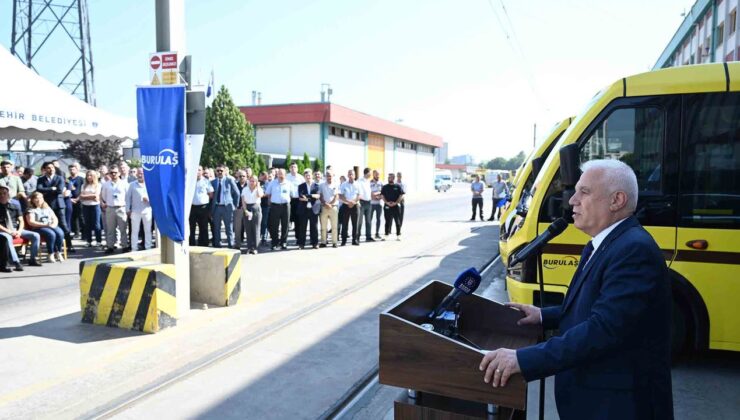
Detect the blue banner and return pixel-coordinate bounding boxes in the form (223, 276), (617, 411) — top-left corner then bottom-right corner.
(136, 85), (186, 242)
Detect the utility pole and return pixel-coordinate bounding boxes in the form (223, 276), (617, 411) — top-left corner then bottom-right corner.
(533, 123), (537, 147)
(154, 0), (204, 316)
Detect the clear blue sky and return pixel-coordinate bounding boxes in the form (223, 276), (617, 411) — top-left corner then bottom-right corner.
(0, 0), (692, 161)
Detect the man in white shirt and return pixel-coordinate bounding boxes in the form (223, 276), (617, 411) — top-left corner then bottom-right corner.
(356, 167), (375, 242)
(190, 166), (214, 246)
(470, 174), (485, 221)
(369, 170), (383, 240)
(265, 168), (292, 250)
(318, 171), (339, 248)
(126, 170), (152, 250)
(339, 169), (361, 246)
(285, 162), (305, 228)
(100, 166), (129, 254)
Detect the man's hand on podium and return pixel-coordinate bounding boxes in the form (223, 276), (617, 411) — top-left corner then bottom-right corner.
(480, 348), (520, 388)
(505, 302), (542, 326)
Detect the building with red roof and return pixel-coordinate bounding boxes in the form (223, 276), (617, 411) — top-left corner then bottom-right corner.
(240, 102), (443, 192)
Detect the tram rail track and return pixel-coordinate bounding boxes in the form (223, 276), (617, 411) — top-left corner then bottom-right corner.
(88, 225), (493, 419)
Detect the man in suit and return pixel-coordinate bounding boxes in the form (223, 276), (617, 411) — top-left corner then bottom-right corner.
(210, 164), (240, 248)
(67, 162), (85, 237)
(296, 169), (320, 249)
(480, 159), (673, 420)
(36, 161), (70, 235)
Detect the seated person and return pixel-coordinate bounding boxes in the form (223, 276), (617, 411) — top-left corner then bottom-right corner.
(0, 185), (41, 271)
(25, 192), (65, 263)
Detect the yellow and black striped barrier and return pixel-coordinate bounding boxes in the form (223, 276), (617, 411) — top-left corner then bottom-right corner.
(79, 259), (177, 333)
(189, 247), (242, 306)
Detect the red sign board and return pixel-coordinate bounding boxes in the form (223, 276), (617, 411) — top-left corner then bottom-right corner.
(162, 53), (178, 69)
(150, 55), (161, 70)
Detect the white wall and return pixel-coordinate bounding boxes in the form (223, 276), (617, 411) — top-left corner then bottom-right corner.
(395, 148), (417, 192)
(384, 137), (395, 175)
(325, 135), (365, 174)
(416, 150), (434, 193)
(255, 124), (321, 158)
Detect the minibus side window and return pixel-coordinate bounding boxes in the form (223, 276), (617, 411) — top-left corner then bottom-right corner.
(538, 103), (677, 224)
(579, 107), (665, 194)
(680, 93), (740, 228)
(578, 106), (673, 226)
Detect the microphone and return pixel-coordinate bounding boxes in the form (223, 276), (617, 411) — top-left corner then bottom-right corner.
(509, 218), (568, 266)
(429, 267), (482, 319)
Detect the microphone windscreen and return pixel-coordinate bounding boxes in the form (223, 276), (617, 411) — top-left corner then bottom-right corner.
(547, 218), (568, 236)
(453, 267), (482, 295)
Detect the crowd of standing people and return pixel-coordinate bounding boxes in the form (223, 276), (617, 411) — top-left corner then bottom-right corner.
(190, 162), (408, 254)
(0, 159), (152, 272)
(0, 157), (412, 272)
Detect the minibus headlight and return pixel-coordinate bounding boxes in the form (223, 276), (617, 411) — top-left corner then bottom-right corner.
(507, 252), (537, 283)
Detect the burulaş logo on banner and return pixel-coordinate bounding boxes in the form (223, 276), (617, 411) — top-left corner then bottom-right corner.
(136, 85), (186, 241)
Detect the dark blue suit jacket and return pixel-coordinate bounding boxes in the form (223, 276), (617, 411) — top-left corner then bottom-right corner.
(297, 182), (320, 215)
(36, 175), (66, 210)
(517, 216), (673, 420)
(210, 177), (240, 211)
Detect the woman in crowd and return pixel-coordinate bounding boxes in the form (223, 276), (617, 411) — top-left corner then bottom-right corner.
(241, 175), (264, 255)
(79, 170), (102, 247)
(25, 192), (66, 262)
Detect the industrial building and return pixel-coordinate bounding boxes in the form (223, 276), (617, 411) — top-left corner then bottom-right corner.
(655, 0), (739, 68)
(240, 102), (443, 193)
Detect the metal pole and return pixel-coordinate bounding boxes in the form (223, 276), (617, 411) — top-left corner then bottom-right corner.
(27, 0), (32, 66)
(533, 123), (537, 148)
(537, 251), (546, 420)
(155, 0), (190, 317)
(77, 0), (89, 103)
(11, 0), (18, 56)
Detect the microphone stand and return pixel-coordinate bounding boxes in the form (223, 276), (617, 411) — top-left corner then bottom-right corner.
(536, 250), (546, 420)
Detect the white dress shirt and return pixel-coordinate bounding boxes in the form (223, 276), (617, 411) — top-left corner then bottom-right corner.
(192, 177), (213, 205)
(266, 180), (292, 204)
(126, 181), (151, 213)
(242, 185), (263, 205)
(588, 217), (629, 263)
(356, 177), (372, 201)
(285, 173), (305, 198)
(340, 181), (360, 202)
(101, 179), (129, 207)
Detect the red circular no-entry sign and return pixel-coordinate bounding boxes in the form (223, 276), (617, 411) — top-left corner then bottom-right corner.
(150, 55), (161, 70)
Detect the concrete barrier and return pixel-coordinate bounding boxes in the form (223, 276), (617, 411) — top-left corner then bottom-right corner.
(189, 247), (242, 307)
(79, 258), (177, 333)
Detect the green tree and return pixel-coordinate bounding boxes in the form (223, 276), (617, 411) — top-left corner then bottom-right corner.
(254, 154), (267, 174)
(301, 153), (311, 173)
(313, 157), (324, 172)
(284, 151), (294, 170)
(505, 151), (526, 170)
(202, 85), (258, 170)
(486, 157), (507, 169)
(63, 138), (123, 169)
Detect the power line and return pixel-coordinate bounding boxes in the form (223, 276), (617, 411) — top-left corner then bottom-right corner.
(485, 0), (548, 112)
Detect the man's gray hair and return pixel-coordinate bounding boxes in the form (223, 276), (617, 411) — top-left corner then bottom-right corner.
(581, 159), (638, 213)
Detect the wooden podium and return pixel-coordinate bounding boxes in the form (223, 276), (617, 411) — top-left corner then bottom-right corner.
(379, 281), (540, 419)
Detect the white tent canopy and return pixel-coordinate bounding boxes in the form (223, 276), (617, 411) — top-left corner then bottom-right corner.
(0, 47), (136, 142)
